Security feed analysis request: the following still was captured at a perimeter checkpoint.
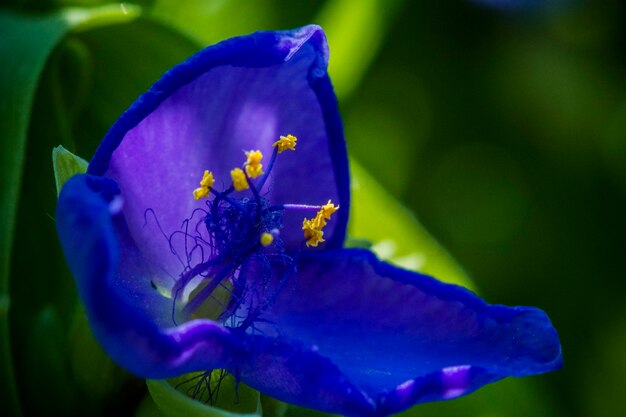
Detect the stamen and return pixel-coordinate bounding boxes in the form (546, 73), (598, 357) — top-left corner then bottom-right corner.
(244, 150), (264, 178)
(272, 134), (297, 153)
(257, 135), (297, 191)
(193, 170), (215, 200)
(230, 168), (249, 191)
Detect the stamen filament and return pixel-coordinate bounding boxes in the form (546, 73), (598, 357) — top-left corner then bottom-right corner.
(243, 170), (262, 215)
(256, 147), (278, 191)
(210, 188), (245, 211)
(280, 204), (323, 211)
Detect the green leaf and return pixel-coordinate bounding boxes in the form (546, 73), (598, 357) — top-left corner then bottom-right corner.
(147, 376), (261, 417)
(349, 160), (473, 289)
(0, 5), (139, 416)
(316, 0), (403, 100)
(259, 395), (288, 417)
(286, 404), (338, 417)
(135, 394), (166, 417)
(52, 145), (88, 195)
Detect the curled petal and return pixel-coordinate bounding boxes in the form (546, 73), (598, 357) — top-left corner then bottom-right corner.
(88, 26), (349, 278)
(235, 335), (377, 417)
(56, 175), (243, 377)
(252, 249), (562, 415)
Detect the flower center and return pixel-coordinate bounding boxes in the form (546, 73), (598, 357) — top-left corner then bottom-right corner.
(166, 135), (338, 330)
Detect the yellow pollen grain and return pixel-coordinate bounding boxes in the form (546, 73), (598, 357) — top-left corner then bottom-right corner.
(245, 150), (264, 178)
(231, 168), (249, 191)
(260, 232), (274, 247)
(273, 134), (298, 153)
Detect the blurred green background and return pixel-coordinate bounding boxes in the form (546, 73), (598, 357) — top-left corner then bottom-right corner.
(2, 0), (625, 416)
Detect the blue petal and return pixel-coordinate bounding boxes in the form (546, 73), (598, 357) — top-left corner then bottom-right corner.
(235, 334), (377, 416)
(56, 175), (243, 377)
(87, 26), (349, 262)
(252, 248), (562, 415)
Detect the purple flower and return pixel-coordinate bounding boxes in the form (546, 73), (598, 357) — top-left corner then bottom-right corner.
(56, 25), (561, 417)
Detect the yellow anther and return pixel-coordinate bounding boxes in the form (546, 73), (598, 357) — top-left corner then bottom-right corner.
(193, 170), (214, 200)
(319, 200), (339, 220)
(260, 232), (274, 247)
(245, 150), (264, 178)
(199, 170), (215, 189)
(300, 201), (338, 247)
(231, 168), (249, 191)
(302, 219), (325, 247)
(193, 187), (210, 200)
(273, 134), (298, 153)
